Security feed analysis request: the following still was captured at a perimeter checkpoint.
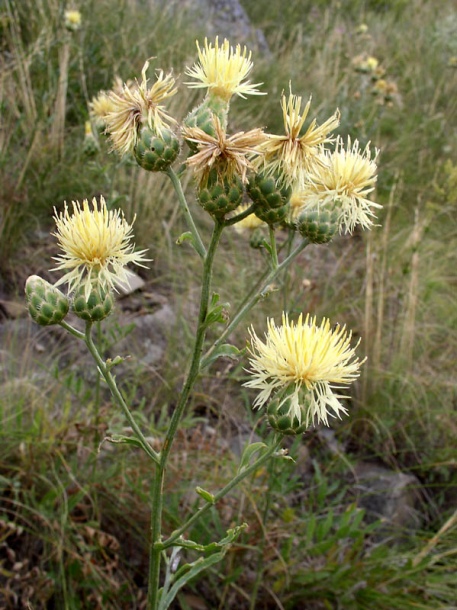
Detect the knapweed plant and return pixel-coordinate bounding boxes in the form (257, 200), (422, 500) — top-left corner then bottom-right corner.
(25, 38), (381, 609)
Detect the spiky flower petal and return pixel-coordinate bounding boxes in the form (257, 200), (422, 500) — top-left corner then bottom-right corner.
(52, 196), (149, 300)
(259, 89), (340, 187)
(103, 60), (177, 156)
(245, 313), (364, 428)
(185, 37), (265, 101)
(183, 115), (266, 186)
(300, 137), (381, 233)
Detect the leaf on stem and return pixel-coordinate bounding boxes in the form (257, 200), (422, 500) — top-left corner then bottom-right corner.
(200, 342), (242, 369)
(204, 292), (230, 327)
(99, 434), (144, 450)
(237, 441), (268, 474)
(196, 486), (216, 504)
(176, 231), (200, 254)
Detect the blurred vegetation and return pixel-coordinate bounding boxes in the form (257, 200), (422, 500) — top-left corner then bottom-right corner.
(1, 0), (457, 607)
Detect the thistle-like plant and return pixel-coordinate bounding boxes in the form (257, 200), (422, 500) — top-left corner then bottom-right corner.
(25, 38), (382, 609)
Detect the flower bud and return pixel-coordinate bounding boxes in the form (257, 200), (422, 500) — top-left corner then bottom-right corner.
(297, 207), (339, 244)
(254, 203), (290, 227)
(72, 285), (114, 322)
(247, 172), (292, 210)
(183, 97), (229, 151)
(134, 125), (180, 172)
(198, 169), (243, 218)
(25, 275), (70, 326)
(249, 228), (266, 249)
(267, 392), (309, 436)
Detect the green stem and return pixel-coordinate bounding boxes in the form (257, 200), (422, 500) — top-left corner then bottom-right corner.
(147, 220), (224, 609)
(59, 319), (85, 340)
(269, 226), (279, 269)
(200, 237), (309, 369)
(165, 166), (206, 259)
(249, 455), (277, 610)
(224, 203), (257, 226)
(83, 321), (160, 465)
(159, 436), (282, 550)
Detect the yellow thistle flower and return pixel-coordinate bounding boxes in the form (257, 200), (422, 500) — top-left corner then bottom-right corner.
(185, 37), (265, 102)
(259, 89), (340, 187)
(300, 137), (381, 233)
(183, 115), (266, 185)
(245, 313), (364, 427)
(90, 91), (117, 128)
(52, 196), (149, 300)
(103, 60), (177, 156)
(232, 204), (266, 232)
(64, 9), (81, 31)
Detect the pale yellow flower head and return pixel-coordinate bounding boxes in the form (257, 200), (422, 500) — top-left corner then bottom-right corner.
(245, 313), (364, 427)
(183, 115), (266, 185)
(103, 60), (177, 156)
(301, 137), (381, 233)
(52, 196), (149, 300)
(90, 91), (117, 128)
(185, 37), (265, 102)
(260, 89), (340, 187)
(64, 9), (82, 31)
(232, 204), (266, 232)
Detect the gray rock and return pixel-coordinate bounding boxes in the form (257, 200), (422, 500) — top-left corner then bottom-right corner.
(113, 303), (176, 369)
(169, 0), (269, 52)
(353, 462), (422, 537)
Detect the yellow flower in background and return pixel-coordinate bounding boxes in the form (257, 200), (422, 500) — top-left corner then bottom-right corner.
(183, 115), (266, 185)
(103, 60), (177, 156)
(64, 9), (81, 31)
(259, 89), (340, 187)
(90, 91), (117, 128)
(232, 204), (266, 232)
(245, 313), (364, 427)
(52, 196), (149, 300)
(185, 37), (265, 101)
(300, 137), (381, 233)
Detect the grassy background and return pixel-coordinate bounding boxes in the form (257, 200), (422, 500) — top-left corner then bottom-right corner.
(1, 0), (457, 607)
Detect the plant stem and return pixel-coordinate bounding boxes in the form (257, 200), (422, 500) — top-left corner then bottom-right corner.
(165, 166), (206, 259)
(269, 226), (279, 269)
(83, 321), (160, 465)
(200, 237), (309, 369)
(159, 436), (283, 550)
(249, 455), (277, 610)
(147, 220), (224, 609)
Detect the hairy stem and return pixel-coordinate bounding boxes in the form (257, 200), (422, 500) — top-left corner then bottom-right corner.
(201, 237), (309, 369)
(147, 220), (224, 609)
(166, 166), (206, 259)
(83, 321), (160, 465)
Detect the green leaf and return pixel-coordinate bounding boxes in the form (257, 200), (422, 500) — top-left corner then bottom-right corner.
(158, 553), (224, 610)
(200, 343), (242, 369)
(204, 293), (230, 327)
(237, 441), (268, 474)
(176, 231), (200, 254)
(195, 486), (215, 504)
(100, 434), (143, 449)
(158, 525), (246, 610)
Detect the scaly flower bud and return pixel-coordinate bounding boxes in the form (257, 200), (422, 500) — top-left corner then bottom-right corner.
(266, 388), (310, 435)
(25, 276), (70, 326)
(134, 125), (180, 172)
(72, 285), (114, 322)
(297, 207), (339, 244)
